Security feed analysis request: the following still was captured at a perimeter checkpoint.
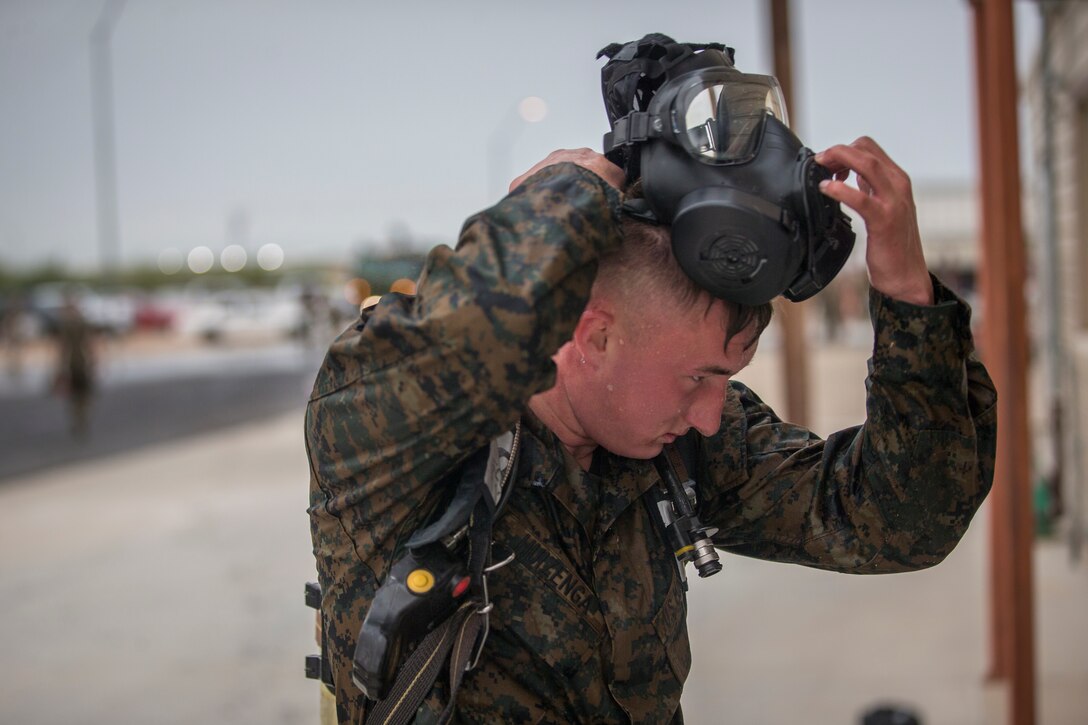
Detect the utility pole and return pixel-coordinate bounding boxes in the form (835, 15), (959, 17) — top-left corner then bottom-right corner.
(487, 96), (548, 202)
(1037, 0), (1068, 533)
(970, 0), (1036, 723)
(90, 0), (126, 278)
(768, 0), (810, 426)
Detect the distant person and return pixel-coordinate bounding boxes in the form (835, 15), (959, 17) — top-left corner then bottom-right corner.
(53, 294), (96, 437)
(299, 284), (329, 348)
(1, 293), (28, 380)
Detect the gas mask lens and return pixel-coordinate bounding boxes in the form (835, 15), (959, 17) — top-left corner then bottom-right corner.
(673, 73), (788, 164)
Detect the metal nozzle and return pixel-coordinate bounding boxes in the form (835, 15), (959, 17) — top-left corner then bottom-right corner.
(691, 536), (722, 577)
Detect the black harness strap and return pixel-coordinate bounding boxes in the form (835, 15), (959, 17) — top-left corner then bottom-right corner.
(365, 601), (482, 725)
(364, 423), (522, 725)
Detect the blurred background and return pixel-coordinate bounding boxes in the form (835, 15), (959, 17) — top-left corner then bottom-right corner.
(0, 1), (1084, 723)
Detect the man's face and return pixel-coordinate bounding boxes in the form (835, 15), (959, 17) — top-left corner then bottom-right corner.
(575, 298), (759, 459)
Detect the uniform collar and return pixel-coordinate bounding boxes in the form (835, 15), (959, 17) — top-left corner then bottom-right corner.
(520, 411), (661, 543)
(519, 411), (599, 538)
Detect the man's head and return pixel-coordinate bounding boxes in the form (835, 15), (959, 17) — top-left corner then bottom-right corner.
(552, 217), (772, 460)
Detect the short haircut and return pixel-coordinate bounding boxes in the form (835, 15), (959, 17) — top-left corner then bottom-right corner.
(592, 215), (774, 347)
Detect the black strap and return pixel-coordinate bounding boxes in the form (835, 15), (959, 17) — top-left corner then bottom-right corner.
(364, 423), (522, 723)
(605, 111), (659, 151)
(438, 603), (487, 724)
(364, 602), (485, 725)
(406, 446), (489, 549)
(665, 437), (694, 484)
(670, 432), (700, 485)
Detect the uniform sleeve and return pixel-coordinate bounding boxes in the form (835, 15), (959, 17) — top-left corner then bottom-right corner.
(307, 161), (623, 563)
(699, 276), (997, 573)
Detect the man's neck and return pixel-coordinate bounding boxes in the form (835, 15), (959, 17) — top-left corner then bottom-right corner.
(528, 386), (597, 471)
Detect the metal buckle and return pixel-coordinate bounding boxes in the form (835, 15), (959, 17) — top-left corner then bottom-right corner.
(465, 551), (516, 672)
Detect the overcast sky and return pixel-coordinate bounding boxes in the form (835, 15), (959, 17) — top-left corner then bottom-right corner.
(0, 0), (1041, 272)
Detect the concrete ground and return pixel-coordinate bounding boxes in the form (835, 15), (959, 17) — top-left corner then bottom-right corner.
(0, 339), (1085, 724)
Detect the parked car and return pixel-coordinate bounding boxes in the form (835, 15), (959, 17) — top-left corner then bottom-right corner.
(176, 288), (304, 343)
(28, 283), (136, 336)
(132, 294), (176, 331)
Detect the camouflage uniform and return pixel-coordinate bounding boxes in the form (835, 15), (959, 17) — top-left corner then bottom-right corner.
(55, 303), (95, 435)
(306, 163), (997, 724)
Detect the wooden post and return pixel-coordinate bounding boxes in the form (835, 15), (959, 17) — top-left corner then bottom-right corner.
(971, 0), (1010, 686)
(768, 0), (810, 426)
(970, 0), (1036, 723)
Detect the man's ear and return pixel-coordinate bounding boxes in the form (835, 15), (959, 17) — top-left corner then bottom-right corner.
(572, 304), (614, 365)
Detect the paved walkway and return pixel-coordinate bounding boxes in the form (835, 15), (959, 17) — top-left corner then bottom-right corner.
(0, 341), (1084, 724)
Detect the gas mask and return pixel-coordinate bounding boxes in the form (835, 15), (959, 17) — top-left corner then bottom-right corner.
(599, 34), (855, 306)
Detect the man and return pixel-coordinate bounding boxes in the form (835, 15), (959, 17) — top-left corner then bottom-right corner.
(53, 291), (96, 438)
(307, 138), (995, 722)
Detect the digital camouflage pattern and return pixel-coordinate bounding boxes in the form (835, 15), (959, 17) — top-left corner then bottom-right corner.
(305, 163), (997, 724)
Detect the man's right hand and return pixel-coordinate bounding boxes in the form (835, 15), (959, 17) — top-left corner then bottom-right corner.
(815, 137), (933, 306)
(508, 148), (625, 194)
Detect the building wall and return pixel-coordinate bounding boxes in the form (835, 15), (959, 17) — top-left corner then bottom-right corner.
(1024, 1), (1088, 550)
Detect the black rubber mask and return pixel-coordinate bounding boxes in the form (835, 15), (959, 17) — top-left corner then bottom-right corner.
(600, 35), (855, 305)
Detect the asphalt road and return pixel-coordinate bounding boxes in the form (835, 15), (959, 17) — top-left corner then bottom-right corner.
(0, 343), (321, 481)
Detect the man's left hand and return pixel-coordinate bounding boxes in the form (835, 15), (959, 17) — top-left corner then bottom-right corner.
(815, 137), (934, 306)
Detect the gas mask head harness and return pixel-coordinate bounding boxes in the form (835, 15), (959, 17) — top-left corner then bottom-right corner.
(599, 34), (856, 306)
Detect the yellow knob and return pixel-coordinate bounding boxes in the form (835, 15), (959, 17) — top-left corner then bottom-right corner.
(406, 569), (435, 594)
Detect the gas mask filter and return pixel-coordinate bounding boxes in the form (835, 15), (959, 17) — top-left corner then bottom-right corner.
(599, 34), (856, 306)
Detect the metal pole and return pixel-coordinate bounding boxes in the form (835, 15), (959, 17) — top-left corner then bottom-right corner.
(970, 1), (1037, 722)
(768, 0), (810, 427)
(90, 0), (126, 278)
(1037, 1), (1080, 557)
(488, 97), (547, 202)
(1038, 0), (1065, 523)
(487, 114), (519, 202)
